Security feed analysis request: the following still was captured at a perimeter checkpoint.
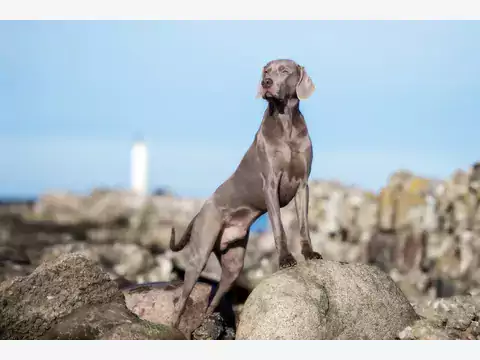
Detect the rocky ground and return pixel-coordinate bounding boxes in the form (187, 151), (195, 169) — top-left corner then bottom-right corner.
(1, 162), (480, 339)
(0, 253), (185, 340)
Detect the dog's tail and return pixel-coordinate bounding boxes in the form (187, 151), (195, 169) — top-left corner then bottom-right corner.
(170, 215), (197, 252)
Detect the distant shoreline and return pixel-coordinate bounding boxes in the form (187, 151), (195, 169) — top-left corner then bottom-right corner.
(0, 197), (37, 205)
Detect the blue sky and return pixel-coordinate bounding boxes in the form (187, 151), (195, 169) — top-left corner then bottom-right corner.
(1, 21), (479, 198)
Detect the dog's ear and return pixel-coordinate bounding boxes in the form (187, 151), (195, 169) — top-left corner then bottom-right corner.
(296, 66), (315, 100)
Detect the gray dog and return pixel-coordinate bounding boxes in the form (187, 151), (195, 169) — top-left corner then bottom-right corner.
(170, 59), (321, 329)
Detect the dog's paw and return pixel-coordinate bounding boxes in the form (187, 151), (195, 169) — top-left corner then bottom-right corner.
(303, 251), (323, 261)
(279, 254), (297, 269)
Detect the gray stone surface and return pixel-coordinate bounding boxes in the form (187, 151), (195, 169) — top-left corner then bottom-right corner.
(0, 253), (184, 340)
(236, 259), (418, 340)
(399, 295), (480, 340)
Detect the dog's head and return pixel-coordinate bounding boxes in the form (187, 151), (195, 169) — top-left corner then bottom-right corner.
(256, 59), (315, 101)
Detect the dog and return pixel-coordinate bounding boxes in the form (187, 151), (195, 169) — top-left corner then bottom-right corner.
(169, 59), (321, 329)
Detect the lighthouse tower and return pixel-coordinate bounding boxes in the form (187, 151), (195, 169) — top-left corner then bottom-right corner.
(130, 138), (148, 196)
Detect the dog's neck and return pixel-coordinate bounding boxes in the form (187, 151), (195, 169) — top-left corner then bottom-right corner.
(266, 97), (300, 118)
(263, 98), (305, 139)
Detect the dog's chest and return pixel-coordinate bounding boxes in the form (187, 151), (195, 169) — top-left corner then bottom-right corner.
(259, 116), (312, 207)
(275, 140), (312, 208)
(276, 153), (307, 207)
(261, 114), (312, 177)
(275, 134), (312, 175)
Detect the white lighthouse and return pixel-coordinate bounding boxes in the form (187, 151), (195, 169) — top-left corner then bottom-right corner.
(130, 138), (148, 196)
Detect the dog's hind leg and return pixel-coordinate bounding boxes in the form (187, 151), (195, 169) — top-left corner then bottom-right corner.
(204, 234), (248, 318)
(171, 200), (224, 329)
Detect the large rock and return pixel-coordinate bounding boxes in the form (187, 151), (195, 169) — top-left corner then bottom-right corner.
(123, 281), (236, 339)
(236, 260), (418, 340)
(0, 253), (184, 340)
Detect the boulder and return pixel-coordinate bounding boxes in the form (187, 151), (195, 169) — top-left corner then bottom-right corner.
(0, 253), (184, 340)
(123, 281), (236, 339)
(236, 259), (418, 340)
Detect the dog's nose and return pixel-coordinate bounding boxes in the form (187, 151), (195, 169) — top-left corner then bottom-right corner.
(261, 78), (273, 89)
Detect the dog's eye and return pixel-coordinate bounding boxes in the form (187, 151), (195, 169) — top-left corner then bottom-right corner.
(279, 66), (289, 74)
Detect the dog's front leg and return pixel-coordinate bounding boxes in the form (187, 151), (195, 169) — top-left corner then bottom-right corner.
(263, 172), (297, 269)
(294, 182), (322, 261)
